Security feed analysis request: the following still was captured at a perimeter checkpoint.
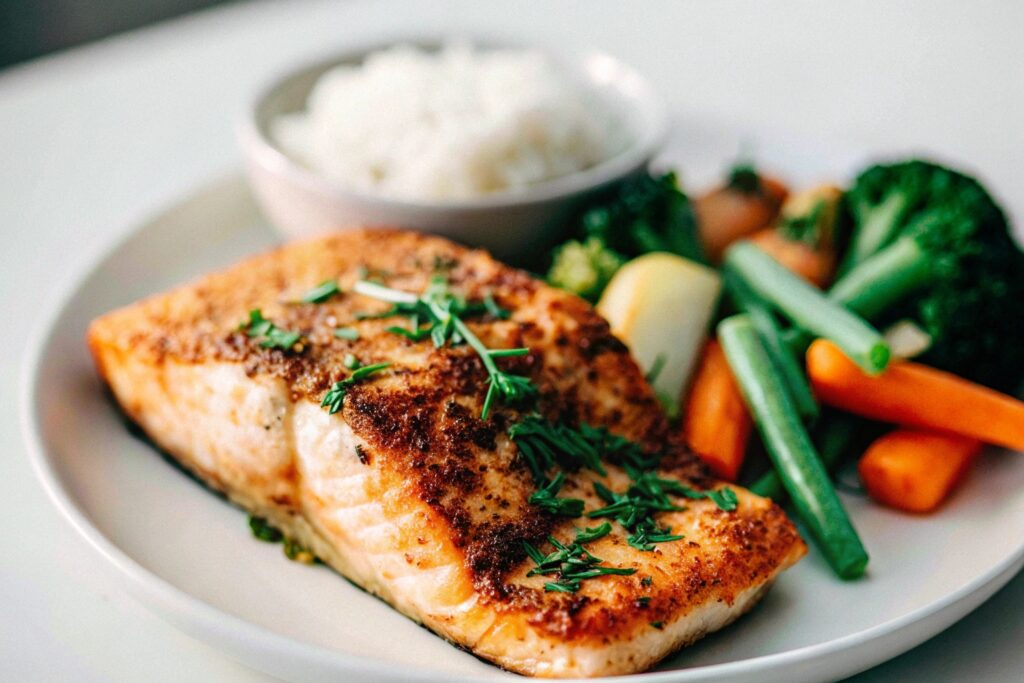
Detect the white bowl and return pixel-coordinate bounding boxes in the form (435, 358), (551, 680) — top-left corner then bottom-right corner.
(238, 39), (669, 260)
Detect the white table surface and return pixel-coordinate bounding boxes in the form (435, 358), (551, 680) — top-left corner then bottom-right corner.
(2, 1), (1021, 680)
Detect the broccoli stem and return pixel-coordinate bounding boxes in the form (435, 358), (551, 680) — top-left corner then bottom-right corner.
(724, 242), (890, 374)
(838, 192), (909, 276)
(829, 235), (935, 319)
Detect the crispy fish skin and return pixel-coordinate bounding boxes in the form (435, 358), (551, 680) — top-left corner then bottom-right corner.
(88, 229), (805, 677)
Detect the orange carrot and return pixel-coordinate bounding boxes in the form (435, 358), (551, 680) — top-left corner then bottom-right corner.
(807, 339), (1024, 450)
(858, 429), (981, 513)
(682, 339), (753, 480)
(695, 176), (788, 264)
(749, 228), (835, 288)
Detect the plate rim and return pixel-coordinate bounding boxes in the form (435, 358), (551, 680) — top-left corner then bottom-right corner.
(20, 170), (1024, 682)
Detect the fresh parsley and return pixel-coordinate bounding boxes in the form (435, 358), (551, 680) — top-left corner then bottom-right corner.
(352, 277), (534, 419)
(300, 279), (341, 303)
(523, 523), (635, 593)
(320, 361), (392, 415)
(242, 309), (301, 351)
(333, 327), (359, 340)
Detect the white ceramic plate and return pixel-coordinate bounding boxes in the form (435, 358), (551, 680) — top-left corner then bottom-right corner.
(22, 166), (1024, 683)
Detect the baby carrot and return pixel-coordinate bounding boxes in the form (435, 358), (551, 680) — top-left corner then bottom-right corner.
(858, 429), (982, 513)
(682, 339), (753, 481)
(807, 339), (1024, 450)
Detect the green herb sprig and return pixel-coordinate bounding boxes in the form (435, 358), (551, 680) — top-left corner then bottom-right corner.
(353, 277), (534, 419)
(242, 309), (302, 351)
(523, 523), (635, 593)
(321, 361), (392, 415)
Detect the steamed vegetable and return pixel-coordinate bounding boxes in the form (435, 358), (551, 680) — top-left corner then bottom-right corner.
(547, 237), (626, 302)
(858, 430), (982, 513)
(598, 253), (722, 416)
(750, 184), (845, 287)
(749, 411), (867, 501)
(724, 241), (890, 374)
(682, 340), (752, 481)
(719, 316), (869, 579)
(695, 163), (788, 263)
(546, 172), (704, 301)
(723, 268), (819, 422)
(807, 339), (1024, 450)
(829, 159), (1024, 390)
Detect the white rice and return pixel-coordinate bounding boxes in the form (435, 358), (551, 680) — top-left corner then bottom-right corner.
(272, 43), (628, 202)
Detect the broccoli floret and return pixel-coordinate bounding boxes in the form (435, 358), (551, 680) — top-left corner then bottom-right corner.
(547, 237), (626, 301)
(829, 159), (1024, 390)
(839, 160), (1003, 274)
(581, 172), (705, 264)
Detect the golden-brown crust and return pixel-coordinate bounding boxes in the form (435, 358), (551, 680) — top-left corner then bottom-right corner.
(89, 228), (804, 650)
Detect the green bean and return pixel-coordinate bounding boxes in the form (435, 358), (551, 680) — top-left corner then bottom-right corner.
(724, 241), (890, 374)
(723, 269), (819, 422)
(718, 315), (869, 580)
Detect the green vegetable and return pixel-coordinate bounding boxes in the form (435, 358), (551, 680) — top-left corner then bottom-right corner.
(718, 315), (869, 579)
(300, 279), (341, 303)
(723, 268), (819, 422)
(320, 362), (392, 415)
(241, 309), (302, 351)
(840, 159), (1003, 274)
(829, 159), (1024, 390)
(523, 523), (635, 593)
(547, 237), (626, 301)
(353, 277), (535, 418)
(749, 411), (869, 501)
(546, 172), (704, 300)
(724, 241), (889, 374)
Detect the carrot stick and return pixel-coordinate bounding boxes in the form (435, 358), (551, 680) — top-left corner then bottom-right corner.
(807, 339), (1024, 450)
(682, 340), (753, 480)
(749, 228), (835, 288)
(858, 429), (982, 513)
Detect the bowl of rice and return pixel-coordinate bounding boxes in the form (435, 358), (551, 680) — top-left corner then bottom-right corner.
(239, 40), (668, 259)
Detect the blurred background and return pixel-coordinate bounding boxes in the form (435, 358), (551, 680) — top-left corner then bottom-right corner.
(0, 0), (229, 68)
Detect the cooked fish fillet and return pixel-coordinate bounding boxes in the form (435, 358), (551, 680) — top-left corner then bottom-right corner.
(88, 229), (805, 677)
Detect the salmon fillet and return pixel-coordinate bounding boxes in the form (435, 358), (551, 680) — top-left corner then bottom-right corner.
(88, 229), (805, 677)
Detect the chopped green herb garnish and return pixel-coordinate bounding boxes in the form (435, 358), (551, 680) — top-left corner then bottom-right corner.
(300, 279), (341, 303)
(242, 309), (302, 351)
(644, 354), (667, 385)
(641, 575), (653, 587)
(650, 621), (664, 630)
(248, 515), (283, 543)
(333, 327), (359, 341)
(528, 472), (585, 517)
(283, 537), (317, 564)
(343, 353), (361, 370)
(637, 596), (651, 607)
(353, 277), (535, 419)
(523, 525), (635, 593)
(587, 467), (737, 550)
(320, 361), (391, 415)
(681, 485), (740, 512)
